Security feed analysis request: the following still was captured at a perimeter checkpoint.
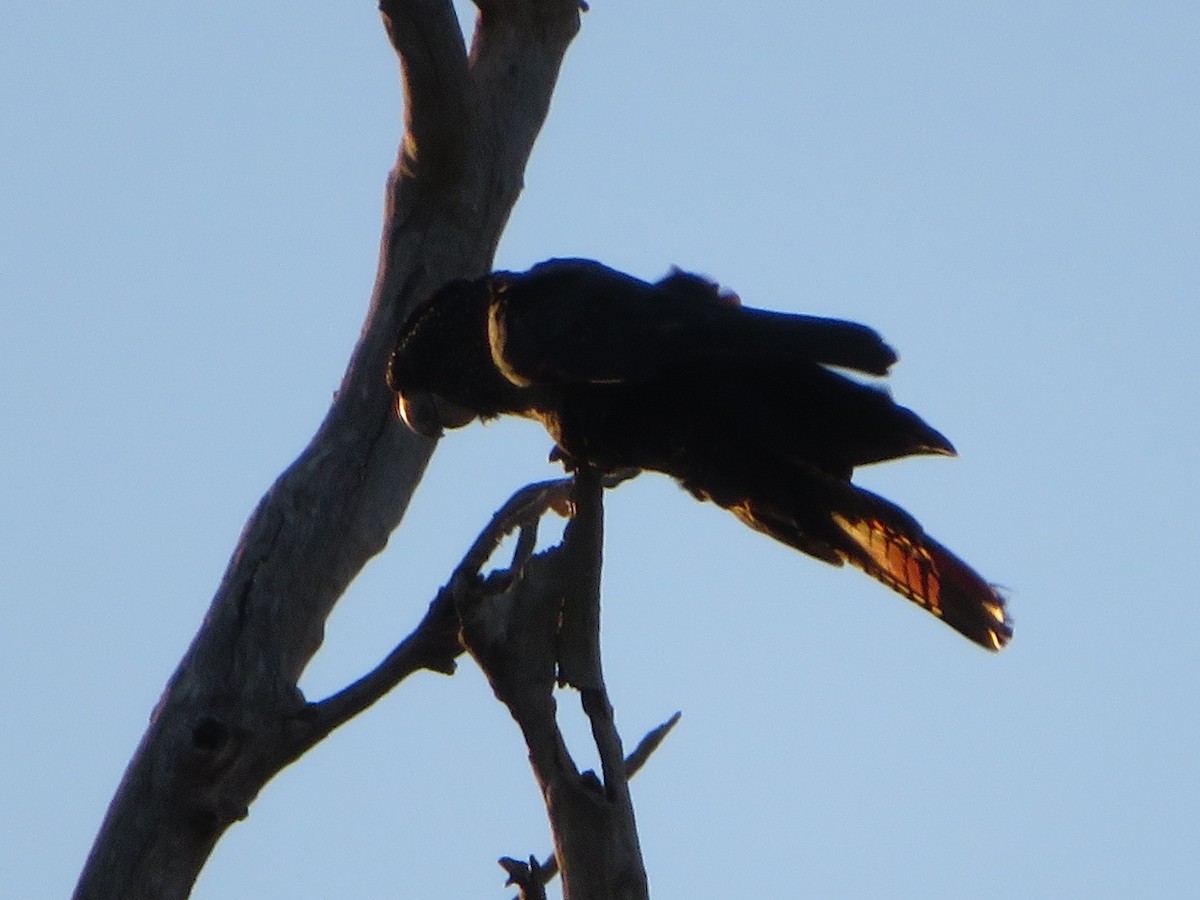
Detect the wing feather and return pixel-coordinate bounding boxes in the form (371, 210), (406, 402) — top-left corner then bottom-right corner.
(488, 259), (899, 388)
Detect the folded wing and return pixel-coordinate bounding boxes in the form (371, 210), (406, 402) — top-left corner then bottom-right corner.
(487, 258), (900, 389)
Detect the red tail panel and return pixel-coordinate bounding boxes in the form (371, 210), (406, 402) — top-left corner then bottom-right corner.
(832, 513), (1011, 650)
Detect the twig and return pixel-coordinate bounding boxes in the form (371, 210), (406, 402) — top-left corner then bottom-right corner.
(500, 855), (550, 900)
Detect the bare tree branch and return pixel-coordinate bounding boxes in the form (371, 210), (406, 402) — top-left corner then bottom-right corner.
(295, 477), (577, 748)
(556, 468), (605, 692)
(567, 470), (649, 899)
(500, 855), (551, 900)
(73, 3), (582, 897)
(381, 0), (471, 186)
(461, 471), (651, 900)
(624, 711), (683, 775)
(512, 711), (684, 897)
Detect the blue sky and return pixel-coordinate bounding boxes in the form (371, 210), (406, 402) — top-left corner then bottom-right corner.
(3, 2), (1198, 897)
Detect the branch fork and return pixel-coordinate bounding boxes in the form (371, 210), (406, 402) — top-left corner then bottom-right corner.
(71, 4), (676, 897)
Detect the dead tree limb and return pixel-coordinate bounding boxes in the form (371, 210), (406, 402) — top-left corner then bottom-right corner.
(507, 711), (683, 898)
(461, 472), (652, 900)
(73, 2), (581, 897)
(299, 476), (577, 746)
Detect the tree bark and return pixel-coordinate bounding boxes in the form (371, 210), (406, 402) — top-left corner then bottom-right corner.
(73, 2), (581, 897)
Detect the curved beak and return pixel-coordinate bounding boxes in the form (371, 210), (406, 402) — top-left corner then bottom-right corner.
(395, 391), (478, 438)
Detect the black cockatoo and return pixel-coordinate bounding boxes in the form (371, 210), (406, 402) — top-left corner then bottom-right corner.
(388, 258), (1011, 650)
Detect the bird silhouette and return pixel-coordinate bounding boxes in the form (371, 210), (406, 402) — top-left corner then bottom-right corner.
(389, 258), (1011, 650)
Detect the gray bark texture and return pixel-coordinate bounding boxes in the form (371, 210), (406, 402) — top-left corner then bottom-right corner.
(72, 2), (586, 897)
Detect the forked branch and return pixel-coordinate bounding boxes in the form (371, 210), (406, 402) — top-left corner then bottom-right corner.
(461, 471), (652, 900)
(72, 3), (581, 897)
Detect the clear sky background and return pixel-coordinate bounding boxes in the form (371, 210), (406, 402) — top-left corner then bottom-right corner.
(3, 2), (1198, 897)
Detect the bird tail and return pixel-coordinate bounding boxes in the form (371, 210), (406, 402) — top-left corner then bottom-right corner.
(828, 505), (1011, 650)
(731, 473), (1011, 651)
